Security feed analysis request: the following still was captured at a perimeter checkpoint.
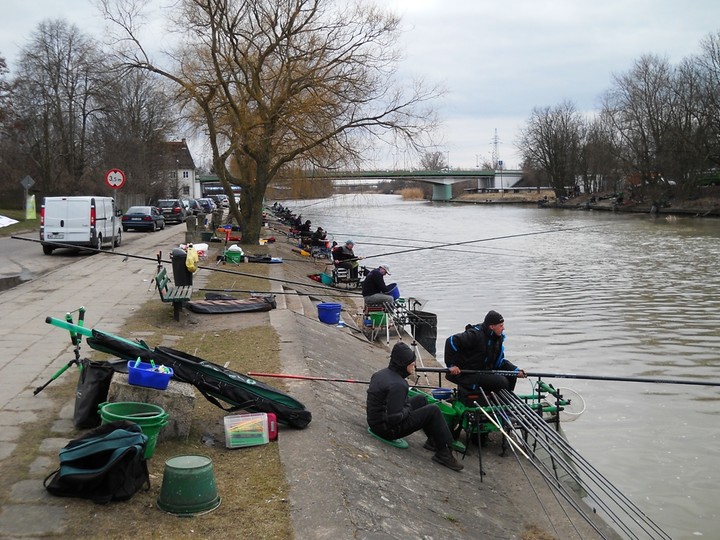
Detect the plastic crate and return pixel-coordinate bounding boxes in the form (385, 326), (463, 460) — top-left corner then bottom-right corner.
(127, 360), (173, 390)
(224, 413), (270, 448)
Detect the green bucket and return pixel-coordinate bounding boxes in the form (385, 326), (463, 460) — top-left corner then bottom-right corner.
(99, 402), (169, 459)
(157, 455), (221, 516)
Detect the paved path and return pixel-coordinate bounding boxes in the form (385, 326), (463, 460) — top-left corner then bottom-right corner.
(0, 225), (193, 537)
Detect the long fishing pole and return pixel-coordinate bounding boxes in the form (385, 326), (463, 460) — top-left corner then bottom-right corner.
(321, 231), (526, 254)
(348, 224), (608, 262)
(247, 371), (441, 390)
(415, 367), (720, 388)
(10, 235), (355, 295)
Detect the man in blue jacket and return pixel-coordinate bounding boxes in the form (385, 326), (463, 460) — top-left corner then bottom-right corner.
(444, 310), (526, 395)
(367, 342), (463, 472)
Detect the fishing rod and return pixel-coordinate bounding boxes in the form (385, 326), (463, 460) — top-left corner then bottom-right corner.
(10, 235), (352, 295)
(201, 287), (359, 298)
(415, 367), (720, 388)
(495, 389), (671, 539)
(346, 224), (608, 262)
(247, 371), (440, 390)
(322, 231), (526, 254)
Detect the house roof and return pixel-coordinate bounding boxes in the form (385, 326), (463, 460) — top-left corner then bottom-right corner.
(167, 139), (196, 169)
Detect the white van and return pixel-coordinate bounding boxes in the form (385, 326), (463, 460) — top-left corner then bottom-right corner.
(40, 196), (122, 255)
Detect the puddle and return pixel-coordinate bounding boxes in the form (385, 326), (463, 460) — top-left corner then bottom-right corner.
(0, 275), (31, 292)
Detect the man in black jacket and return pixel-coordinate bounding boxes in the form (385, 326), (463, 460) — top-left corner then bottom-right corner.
(444, 310), (526, 394)
(367, 342), (463, 472)
(361, 264), (396, 305)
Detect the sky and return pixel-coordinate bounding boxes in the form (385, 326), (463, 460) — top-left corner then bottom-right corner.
(2, 0), (719, 170)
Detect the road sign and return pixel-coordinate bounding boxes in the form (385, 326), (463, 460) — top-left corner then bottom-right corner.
(105, 169), (126, 189)
(20, 175), (35, 190)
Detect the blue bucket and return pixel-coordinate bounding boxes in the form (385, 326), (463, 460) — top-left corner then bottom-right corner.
(388, 284), (400, 300)
(317, 302), (342, 324)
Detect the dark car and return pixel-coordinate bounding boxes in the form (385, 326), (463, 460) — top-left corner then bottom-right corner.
(186, 199), (203, 216)
(197, 198), (216, 214)
(121, 206), (165, 232)
(157, 199), (188, 224)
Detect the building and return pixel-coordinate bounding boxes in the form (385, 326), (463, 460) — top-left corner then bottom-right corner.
(166, 139), (200, 199)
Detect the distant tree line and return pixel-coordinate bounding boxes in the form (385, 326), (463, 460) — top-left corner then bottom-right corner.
(517, 30), (720, 202)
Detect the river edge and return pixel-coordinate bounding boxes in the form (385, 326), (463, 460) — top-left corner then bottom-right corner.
(452, 190), (720, 217)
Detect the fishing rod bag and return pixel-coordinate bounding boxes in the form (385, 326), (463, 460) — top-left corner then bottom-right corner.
(44, 420), (150, 504)
(86, 330), (312, 429)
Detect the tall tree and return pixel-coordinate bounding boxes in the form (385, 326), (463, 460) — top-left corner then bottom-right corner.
(101, 0), (440, 242)
(517, 100), (584, 197)
(91, 70), (178, 203)
(12, 20), (109, 196)
(601, 54), (676, 190)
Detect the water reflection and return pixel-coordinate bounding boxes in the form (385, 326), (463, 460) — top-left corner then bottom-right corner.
(293, 193), (720, 539)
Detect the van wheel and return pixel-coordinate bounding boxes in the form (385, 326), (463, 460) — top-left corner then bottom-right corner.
(96, 235), (102, 249)
(114, 230), (122, 247)
(42, 245), (54, 255)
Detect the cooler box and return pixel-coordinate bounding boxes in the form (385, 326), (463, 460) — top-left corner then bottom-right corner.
(224, 413), (270, 448)
(127, 360), (173, 390)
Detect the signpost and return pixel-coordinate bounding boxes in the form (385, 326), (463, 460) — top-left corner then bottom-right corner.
(105, 169), (126, 189)
(105, 169), (125, 251)
(20, 176), (35, 220)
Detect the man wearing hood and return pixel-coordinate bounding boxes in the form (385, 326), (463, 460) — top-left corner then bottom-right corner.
(444, 310), (526, 395)
(366, 342), (463, 472)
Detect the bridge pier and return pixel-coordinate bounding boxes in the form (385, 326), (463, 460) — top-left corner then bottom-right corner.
(432, 184), (453, 202)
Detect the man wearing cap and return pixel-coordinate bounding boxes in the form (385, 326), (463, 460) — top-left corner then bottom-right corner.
(361, 264), (396, 305)
(367, 342), (463, 472)
(444, 310), (526, 396)
(332, 239), (362, 279)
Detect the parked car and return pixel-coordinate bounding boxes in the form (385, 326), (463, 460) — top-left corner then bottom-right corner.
(185, 199), (203, 216)
(157, 199), (188, 224)
(122, 206), (165, 232)
(197, 198), (217, 214)
(209, 194), (229, 208)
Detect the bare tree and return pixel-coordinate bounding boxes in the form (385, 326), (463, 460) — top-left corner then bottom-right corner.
(12, 20), (109, 196)
(419, 151), (448, 170)
(91, 70), (178, 204)
(517, 100), (584, 197)
(601, 55), (677, 189)
(100, 0), (441, 242)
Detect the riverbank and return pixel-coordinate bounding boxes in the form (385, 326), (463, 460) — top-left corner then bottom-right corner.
(453, 188), (720, 217)
(0, 219), (620, 539)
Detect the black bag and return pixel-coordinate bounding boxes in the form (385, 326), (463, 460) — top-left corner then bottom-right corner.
(74, 359), (115, 429)
(44, 420), (150, 504)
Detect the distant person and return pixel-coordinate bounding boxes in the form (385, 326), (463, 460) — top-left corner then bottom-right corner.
(444, 310), (526, 395)
(310, 227), (327, 247)
(361, 264), (396, 305)
(333, 239), (362, 279)
(367, 342), (463, 472)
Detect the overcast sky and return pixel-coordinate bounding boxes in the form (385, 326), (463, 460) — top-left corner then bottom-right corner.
(2, 0), (719, 170)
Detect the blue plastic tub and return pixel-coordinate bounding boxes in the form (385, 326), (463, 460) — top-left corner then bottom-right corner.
(128, 360), (174, 390)
(317, 303), (342, 324)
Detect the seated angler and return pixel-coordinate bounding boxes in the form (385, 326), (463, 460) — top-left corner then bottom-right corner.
(444, 310), (526, 398)
(332, 239), (363, 279)
(367, 342), (463, 472)
(361, 264), (396, 306)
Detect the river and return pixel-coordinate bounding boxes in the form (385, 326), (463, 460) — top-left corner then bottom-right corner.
(283, 192), (720, 540)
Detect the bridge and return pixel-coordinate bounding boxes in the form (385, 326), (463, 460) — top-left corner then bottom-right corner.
(307, 169), (524, 201)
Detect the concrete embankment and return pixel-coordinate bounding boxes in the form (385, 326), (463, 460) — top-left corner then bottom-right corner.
(0, 222), (619, 539)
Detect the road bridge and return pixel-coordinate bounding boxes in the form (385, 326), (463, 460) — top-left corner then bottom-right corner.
(308, 169), (523, 201)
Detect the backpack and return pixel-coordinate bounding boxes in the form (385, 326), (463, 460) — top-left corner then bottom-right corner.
(44, 420), (150, 504)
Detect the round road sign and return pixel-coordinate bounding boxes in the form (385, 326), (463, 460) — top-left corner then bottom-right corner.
(105, 169), (126, 189)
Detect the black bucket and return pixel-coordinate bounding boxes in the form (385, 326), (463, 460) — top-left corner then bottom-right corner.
(409, 310), (437, 356)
